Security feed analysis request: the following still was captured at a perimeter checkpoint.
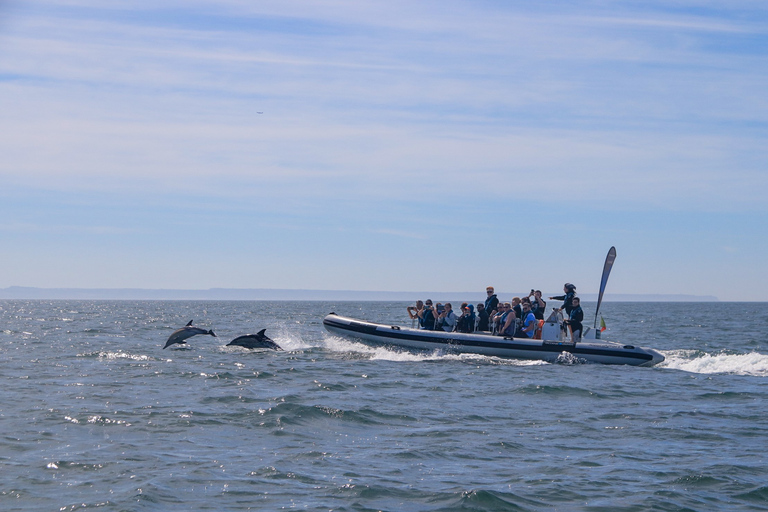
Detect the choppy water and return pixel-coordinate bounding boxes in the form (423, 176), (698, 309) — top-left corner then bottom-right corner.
(1, 300), (767, 511)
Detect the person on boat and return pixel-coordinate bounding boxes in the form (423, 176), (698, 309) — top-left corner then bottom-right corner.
(563, 297), (584, 342)
(436, 303), (457, 332)
(497, 303), (516, 337)
(407, 300), (424, 322)
(511, 297), (523, 331)
(515, 302), (537, 338)
(527, 290), (547, 320)
(484, 287), (499, 317)
(550, 283), (577, 315)
(417, 300), (437, 330)
(455, 304), (475, 333)
(475, 303), (490, 331)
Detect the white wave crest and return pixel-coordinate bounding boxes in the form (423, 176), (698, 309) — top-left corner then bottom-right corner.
(98, 351), (151, 361)
(660, 350), (768, 376)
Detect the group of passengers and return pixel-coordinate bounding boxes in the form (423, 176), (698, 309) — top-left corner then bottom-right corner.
(406, 283), (584, 342)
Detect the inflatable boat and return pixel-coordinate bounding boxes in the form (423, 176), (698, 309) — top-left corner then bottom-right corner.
(323, 313), (664, 366)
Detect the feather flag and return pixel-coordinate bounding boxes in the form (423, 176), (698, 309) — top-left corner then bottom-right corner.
(600, 316), (607, 332)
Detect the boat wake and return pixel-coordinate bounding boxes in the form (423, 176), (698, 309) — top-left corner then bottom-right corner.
(322, 335), (547, 366)
(659, 349), (768, 376)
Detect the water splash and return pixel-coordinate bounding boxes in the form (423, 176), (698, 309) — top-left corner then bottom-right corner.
(660, 349), (768, 376)
(322, 335), (546, 365)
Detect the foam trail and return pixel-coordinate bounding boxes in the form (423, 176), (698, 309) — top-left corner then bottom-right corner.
(660, 350), (768, 377)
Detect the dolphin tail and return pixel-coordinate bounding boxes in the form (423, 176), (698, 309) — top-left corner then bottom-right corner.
(209, 330), (217, 337)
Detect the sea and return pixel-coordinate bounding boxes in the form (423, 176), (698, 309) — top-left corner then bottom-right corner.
(1, 300), (767, 512)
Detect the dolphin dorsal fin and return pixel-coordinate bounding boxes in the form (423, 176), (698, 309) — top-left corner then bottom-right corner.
(257, 329), (266, 336)
(186, 320), (193, 326)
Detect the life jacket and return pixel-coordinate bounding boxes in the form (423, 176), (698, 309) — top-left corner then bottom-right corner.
(456, 313), (475, 333)
(485, 294), (498, 313)
(439, 310), (457, 332)
(530, 299), (546, 320)
(568, 305), (583, 326)
(421, 309), (436, 330)
(501, 311), (515, 336)
(519, 311), (536, 338)
(563, 292), (575, 314)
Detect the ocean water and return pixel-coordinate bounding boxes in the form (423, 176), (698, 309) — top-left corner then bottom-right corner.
(0, 300), (767, 511)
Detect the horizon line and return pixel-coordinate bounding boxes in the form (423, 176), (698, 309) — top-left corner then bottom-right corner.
(0, 286), (721, 302)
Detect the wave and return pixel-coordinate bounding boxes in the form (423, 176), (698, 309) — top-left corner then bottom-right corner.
(660, 349), (768, 376)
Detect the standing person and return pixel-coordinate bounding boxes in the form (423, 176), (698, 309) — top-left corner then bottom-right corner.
(436, 303), (457, 332)
(476, 303), (490, 331)
(418, 300), (437, 330)
(563, 297), (584, 342)
(455, 304), (475, 333)
(550, 283), (577, 315)
(484, 287), (499, 317)
(527, 290), (547, 320)
(515, 302), (537, 338)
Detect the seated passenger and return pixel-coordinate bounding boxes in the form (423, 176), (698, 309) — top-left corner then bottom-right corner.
(491, 302), (507, 335)
(497, 303), (516, 337)
(515, 302), (537, 338)
(475, 303), (490, 331)
(455, 304), (475, 333)
(436, 303), (457, 332)
(563, 297), (584, 342)
(511, 297), (523, 321)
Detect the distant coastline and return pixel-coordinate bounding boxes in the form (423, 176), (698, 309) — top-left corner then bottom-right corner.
(0, 286), (720, 302)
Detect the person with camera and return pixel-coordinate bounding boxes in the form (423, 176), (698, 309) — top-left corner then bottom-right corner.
(527, 289), (547, 320)
(407, 300), (424, 323)
(435, 303), (457, 332)
(417, 300), (437, 330)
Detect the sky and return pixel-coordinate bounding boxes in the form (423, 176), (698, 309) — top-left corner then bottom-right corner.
(1, 0), (767, 300)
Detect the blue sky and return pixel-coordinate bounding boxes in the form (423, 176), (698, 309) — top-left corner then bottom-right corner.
(1, 0), (767, 300)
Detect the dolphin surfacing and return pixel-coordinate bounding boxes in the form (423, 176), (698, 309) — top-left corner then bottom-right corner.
(163, 320), (217, 349)
(226, 329), (282, 350)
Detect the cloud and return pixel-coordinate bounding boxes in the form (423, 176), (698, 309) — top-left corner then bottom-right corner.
(1, 0), (767, 214)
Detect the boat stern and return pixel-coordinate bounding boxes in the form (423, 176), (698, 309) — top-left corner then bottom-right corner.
(643, 347), (665, 367)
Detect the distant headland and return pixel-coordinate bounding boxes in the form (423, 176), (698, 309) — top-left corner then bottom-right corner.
(0, 286), (719, 302)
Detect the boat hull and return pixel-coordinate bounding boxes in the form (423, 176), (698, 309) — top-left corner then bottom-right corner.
(323, 314), (664, 366)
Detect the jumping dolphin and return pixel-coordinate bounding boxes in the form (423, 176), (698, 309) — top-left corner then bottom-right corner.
(163, 320), (217, 349)
(226, 329), (282, 350)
